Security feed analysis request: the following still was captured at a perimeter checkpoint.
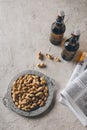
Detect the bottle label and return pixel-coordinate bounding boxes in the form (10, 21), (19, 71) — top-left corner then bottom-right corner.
(62, 49), (76, 60)
(50, 32), (64, 42)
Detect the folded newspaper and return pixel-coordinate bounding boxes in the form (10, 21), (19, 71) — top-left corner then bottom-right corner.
(59, 52), (87, 126)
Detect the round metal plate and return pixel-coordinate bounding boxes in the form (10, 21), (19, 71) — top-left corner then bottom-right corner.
(3, 70), (55, 117)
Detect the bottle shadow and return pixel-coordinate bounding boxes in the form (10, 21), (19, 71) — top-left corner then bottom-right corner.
(72, 49), (83, 63)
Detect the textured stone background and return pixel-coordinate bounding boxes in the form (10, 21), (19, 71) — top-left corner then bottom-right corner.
(0, 0), (87, 130)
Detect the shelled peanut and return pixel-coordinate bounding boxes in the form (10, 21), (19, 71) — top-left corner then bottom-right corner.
(11, 74), (48, 111)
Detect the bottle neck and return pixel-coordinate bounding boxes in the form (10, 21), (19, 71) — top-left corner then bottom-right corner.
(70, 35), (79, 44)
(56, 16), (63, 25)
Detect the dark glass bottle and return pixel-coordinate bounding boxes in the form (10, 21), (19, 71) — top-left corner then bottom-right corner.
(50, 11), (66, 45)
(61, 30), (80, 61)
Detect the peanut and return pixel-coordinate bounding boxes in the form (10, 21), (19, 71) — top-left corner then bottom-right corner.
(17, 105), (21, 109)
(37, 87), (44, 91)
(44, 97), (47, 101)
(46, 53), (54, 60)
(29, 93), (34, 97)
(54, 57), (61, 62)
(35, 92), (43, 97)
(37, 63), (46, 68)
(13, 81), (17, 86)
(39, 101), (44, 107)
(37, 52), (44, 60)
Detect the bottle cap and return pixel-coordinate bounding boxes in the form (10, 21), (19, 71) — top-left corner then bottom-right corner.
(73, 29), (80, 36)
(58, 10), (65, 18)
(56, 11), (65, 24)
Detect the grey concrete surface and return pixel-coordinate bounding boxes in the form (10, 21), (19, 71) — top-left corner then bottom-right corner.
(0, 0), (87, 130)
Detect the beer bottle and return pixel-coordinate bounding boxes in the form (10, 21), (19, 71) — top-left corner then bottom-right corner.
(50, 10), (66, 45)
(61, 30), (80, 61)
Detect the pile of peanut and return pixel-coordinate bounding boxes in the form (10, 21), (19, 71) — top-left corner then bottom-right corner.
(37, 52), (61, 68)
(11, 74), (48, 111)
